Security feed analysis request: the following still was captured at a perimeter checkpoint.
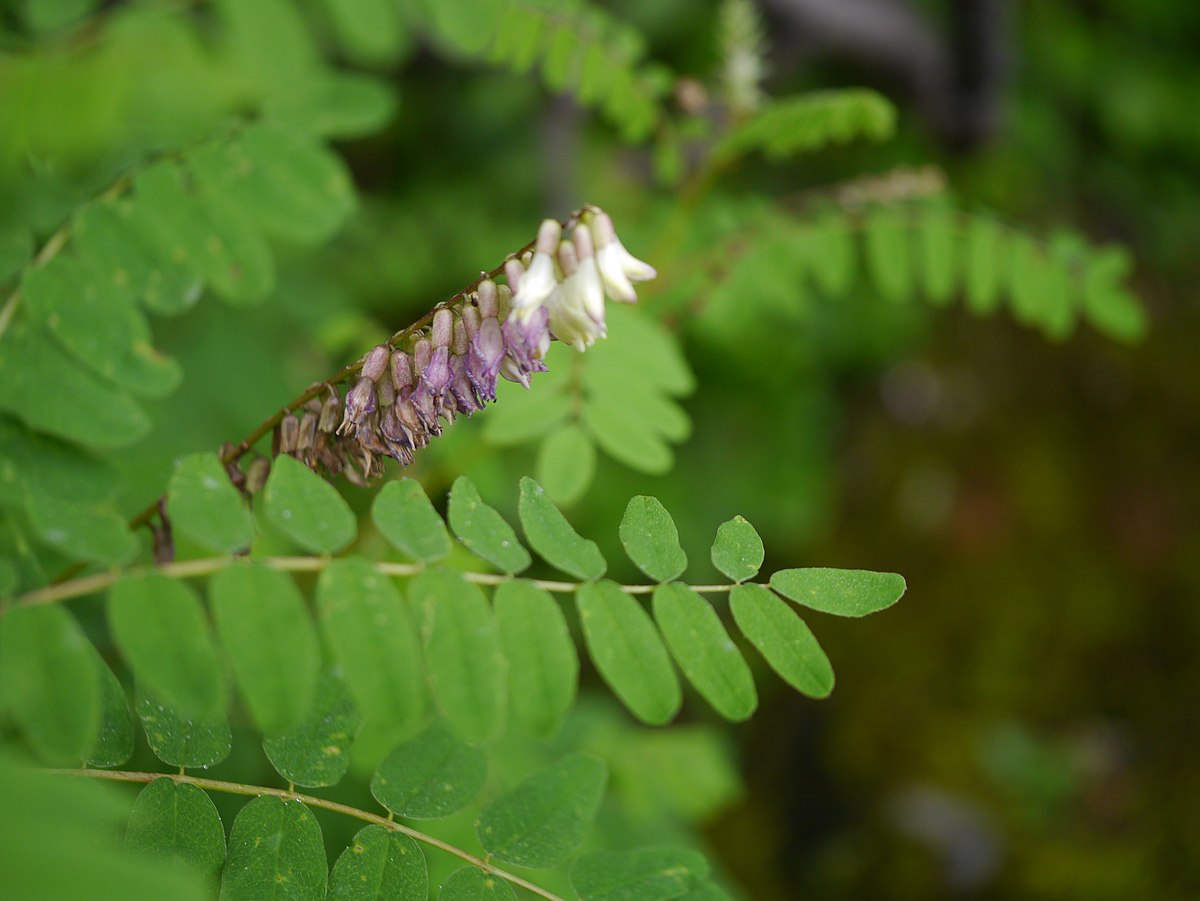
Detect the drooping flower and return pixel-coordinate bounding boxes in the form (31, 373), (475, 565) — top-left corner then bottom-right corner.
(510, 219), (561, 320)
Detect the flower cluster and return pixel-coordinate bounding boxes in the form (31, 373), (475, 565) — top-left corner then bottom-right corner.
(265, 206), (654, 485)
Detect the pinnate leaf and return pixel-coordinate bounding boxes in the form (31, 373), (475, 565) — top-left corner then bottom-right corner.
(220, 796), (327, 901)
(518, 477), (606, 580)
(769, 567), (906, 617)
(476, 752), (607, 869)
(570, 845), (710, 901)
(168, 452), (254, 553)
(448, 476), (530, 573)
(372, 478), (450, 562)
(126, 778), (226, 884)
(136, 685), (232, 769)
(729, 584), (833, 699)
(264, 454), (357, 554)
(619, 496), (687, 582)
(328, 826), (427, 901)
(438, 867), (516, 900)
(370, 720), (487, 819)
(577, 581), (681, 726)
(535, 423), (596, 506)
(264, 669), (363, 788)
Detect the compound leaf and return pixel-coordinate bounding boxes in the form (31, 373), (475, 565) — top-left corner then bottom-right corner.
(136, 684), (232, 769)
(264, 668), (364, 788)
(220, 796), (327, 901)
(372, 478), (450, 563)
(518, 477), (606, 581)
(168, 452), (254, 554)
(619, 496), (686, 583)
(729, 584), (833, 699)
(769, 567), (906, 617)
(447, 476), (530, 573)
(328, 826), (427, 901)
(370, 720), (487, 819)
(263, 454), (357, 554)
(126, 778), (226, 884)
(710, 516), (763, 583)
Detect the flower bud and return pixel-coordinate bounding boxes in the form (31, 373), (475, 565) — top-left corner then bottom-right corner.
(391, 351), (413, 392)
(477, 279), (499, 319)
(318, 388), (342, 433)
(279, 414), (300, 454)
(244, 457), (270, 494)
(362, 344), (391, 382)
(338, 378), (376, 436)
(432, 309), (453, 348)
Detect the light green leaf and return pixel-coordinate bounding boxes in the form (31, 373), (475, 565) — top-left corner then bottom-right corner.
(288, 72), (397, 140)
(329, 826), (427, 901)
(372, 478), (450, 562)
(619, 496), (687, 582)
(447, 476), (530, 573)
(438, 867), (516, 900)
(585, 304), (694, 396)
(518, 477), (605, 580)
(210, 562), (320, 735)
(0, 604), (100, 763)
(535, 424), (595, 506)
(168, 452), (254, 553)
(322, 0), (406, 65)
(652, 584), (756, 721)
(918, 203), (957, 306)
(493, 579), (577, 738)
(770, 568), (906, 617)
(410, 567), (505, 743)
(964, 214), (1004, 314)
(136, 684), (232, 769)
(264, 669), (364, 788)
(484, 377), (573, 447)
(864, 206), (914, 303)
(577, 580), (681, 725)
(85, 652), (134, 768)
(0, 417), (120, 507)
(475, 752), (607, 869)
(803, 215), (856, 297)
(220, 797), (327, 901)
(263, 454), (357, 554)
(729, 585), (833, 699)
(675, 882), (734, 900)
(1083, 248), (1145, 342)
(25, 493), (138, 565)
(0, 225), (32, 283)
(570, 846), (710, 901)
(126, 778), (226, 884)
(710, 516), (763, 583)
(108, 572), (224, 717)
(583, 399), (674, 475)
(317, 558), (425, 741)
(370, 720), (487, 818)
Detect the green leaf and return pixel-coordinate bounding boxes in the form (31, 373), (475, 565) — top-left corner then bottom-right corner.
(86, 652), (134, 768)
(317, 557), (425, 741)
(263, 454), (357, 554)
(264, 669), (364, 788)
(329, 826), (427, 901)
(370, 720), (487, 818)
(136, 685), (232, 769)
(652, 584), (756, 721)
(585, 305), (694, 396)
(1083, 248), (1145, 342)
(864, 206), (914, 303)
(675, 882), (734, 900)
(729, 585), (833, 699)
(25, 493), (138, 565)
(577, 580), (681, 725)
(804, 214), (856, 297)
(918, 203), (957, 306)
(518, 477), (606, 580)
(322, 0), (406, 64)
(168, 452), (254, 553)
(570, 846), (710, 901)
(483, 382), (572, 447)
(220, 796), (327, 901)
(210, 562), (321, 735)
(410, 567), (506, 744)
(493, 579), (577, 738)
(447, 476), (530, 573)
(964, 214), (1005, 314)
(372, 478), (451, 562)
(583, 398), (674, 475)
(769, 568), (906, 617)
(126, 778), (226, 884)
(619, 496), (687, 582)
(0, 605), (100, 763)
(535, 424), (596, 506)
(0, 225), (32, 283)
(108, 572), (224, 717)
(0, 417), (120, 507)
(438, 867), (516, 900)
(710, 516), (764, 583)
(476, 752), (607, 869)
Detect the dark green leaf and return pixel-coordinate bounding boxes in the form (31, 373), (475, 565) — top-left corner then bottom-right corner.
(410, 567), (505, 743)
(210, 562), (320, 735)
(493, 579), (577, 738)
(85, 652), (134, 768)
(25, 493), (138, 565)
(126, 778), (226, 883)
(0, 604), (99, 763)
(108, 572), (224, 716)
(570, 845), (710, 901)
(447, 476), (530, 573)
(652, 584), (756, 721)
(372, 478), (450, 562)
(316, 557), (425, 741)
(518, 477), (606, 580)
(729, 585), (833, 699)
(769, 567), (906, 617)
(710, 516), (763, 583)
(220, 796), (327, 901)
(168, 452), (254, 553)
(438, 867), (516, 900)
(328, 826), (427, 901)
(263, 454), (357, 554)
(370, 720), (487, 818)
(476, 752), (607, 869)
(136, 684), (232, 768)
(264, 669), (364, 788)
(577, 580), (681, 725)
(619, 496), (687, 582)
(0, 417), (120, 507)
(535, 424), (596, 506)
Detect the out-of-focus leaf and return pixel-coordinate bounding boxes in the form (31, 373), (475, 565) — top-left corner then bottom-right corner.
(264, 669), (363, 788)
(918, 202), (957, 306)
(167, 452), (254, 553)
(518, 477), (605, 580)
(447, 476), (530, 573)
(322, 0), (407, 64)
(328, 826), (427, 901)
(0, 226), (32, 283)
(483, 382), (572, 447)
(710, 516), (763, 583)
(0, 417), (119, 506)
(863, 205), (914, 303)
(372, 478), (450, 562)
(126, 778), (226, 884)
(370, 720), (487, 818)
(25, 493), (137, 565)
(769, 567), (906, 617)
(136, 684), (232, 769)
(535, 424), (595, 506)
(263, 454), (357, 554)
(86, 652), (134, 768)
(964, 214), (1004, 314)
(219, 796), (327, 901)
(729, 584), (833, 698)
(619, 496), (687, 582)
(570, 846), (710, 900)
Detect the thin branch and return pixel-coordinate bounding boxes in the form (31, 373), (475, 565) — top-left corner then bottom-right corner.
(45, 768), (567, 901)
(8, 553), (758, 614)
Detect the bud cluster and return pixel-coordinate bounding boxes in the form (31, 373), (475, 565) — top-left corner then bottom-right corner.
(254, 206), (655, 487)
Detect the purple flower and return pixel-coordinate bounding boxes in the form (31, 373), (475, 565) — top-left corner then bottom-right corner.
(468, 317), (505, 401)
(337, 378), (376, 436)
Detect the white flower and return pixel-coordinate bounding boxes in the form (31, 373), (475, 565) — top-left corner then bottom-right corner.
(544, 240), (606, 351)
(511, 219), (561, 321)
(592, 210), (656, 303)
(572, 224), (607, 324)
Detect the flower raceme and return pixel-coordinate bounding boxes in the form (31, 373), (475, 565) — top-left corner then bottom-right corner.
(266, 206), (655, 485)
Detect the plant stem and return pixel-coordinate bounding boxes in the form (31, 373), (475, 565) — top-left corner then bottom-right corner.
(45, 768), (567, 901)
(8, 553), (755, 614)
